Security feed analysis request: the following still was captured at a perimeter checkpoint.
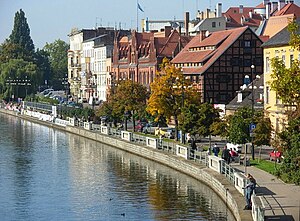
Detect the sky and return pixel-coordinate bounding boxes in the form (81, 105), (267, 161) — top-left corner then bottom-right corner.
(1, 0), (299, 49)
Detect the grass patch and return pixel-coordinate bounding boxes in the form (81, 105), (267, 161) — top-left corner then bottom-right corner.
(250, 159), (280, 174)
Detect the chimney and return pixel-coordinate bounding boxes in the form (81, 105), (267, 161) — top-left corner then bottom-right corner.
(278, 0), (285, 12)
(271, 2), (278, 13)
(184, 11), (190, 36)
(239, 5), (244, 14)
(249, 11), (253, 18)
(266, 3), (271, 19)
(199, 30), (207, 42)
(263, 0), (270, 6)
(206, 8), (210, 18)
(216, 3), (222, 18)
(164, 26), (172, 37)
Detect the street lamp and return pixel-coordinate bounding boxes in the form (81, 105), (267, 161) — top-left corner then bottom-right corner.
(250, 64), (255, 160)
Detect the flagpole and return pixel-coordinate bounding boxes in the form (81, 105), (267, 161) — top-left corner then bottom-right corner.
(137, 0), (139, 31)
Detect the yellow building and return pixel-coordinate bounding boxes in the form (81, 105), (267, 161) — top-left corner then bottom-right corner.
(262, 25), (300, 134)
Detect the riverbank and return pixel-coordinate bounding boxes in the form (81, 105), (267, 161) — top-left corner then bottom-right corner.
(0, 108), (252, 221)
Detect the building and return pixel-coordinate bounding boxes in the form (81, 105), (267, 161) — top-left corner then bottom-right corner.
(68, 27), (129, 102)
(112, 28), (191, 88)
(262, 21), (300, 133)
(223, 4), (265, 31)
(256, 0), (300, 39)
(171, 27), (263, 105)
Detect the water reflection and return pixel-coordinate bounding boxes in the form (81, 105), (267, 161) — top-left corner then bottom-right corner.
(0, 113), (235, 221)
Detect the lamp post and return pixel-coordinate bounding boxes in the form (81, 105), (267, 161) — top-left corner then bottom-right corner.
(250, 64), (255, 160)
(175, 76), (187, 144)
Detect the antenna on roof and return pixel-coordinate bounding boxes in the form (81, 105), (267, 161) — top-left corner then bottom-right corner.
(209, 0), (212, 9)
(95, 17), (98, 28)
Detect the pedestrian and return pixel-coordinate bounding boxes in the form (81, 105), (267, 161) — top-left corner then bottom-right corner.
(221, 145), (231, 164)
(212, 143), (220, 157)
(243, 173), (256, 210)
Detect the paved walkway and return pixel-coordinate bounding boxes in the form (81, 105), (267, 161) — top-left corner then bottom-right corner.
(232, 164), (300, 221)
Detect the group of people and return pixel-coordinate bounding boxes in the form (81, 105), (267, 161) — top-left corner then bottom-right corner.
(212, 144), (239, 164)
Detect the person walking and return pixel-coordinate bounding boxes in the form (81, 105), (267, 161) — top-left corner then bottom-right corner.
(212, 143), (220, 157)
(243, 173), (256, 210)
(221, 146), (231, 164)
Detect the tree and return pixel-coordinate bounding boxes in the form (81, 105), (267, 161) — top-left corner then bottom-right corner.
(0, 59), (37, 100)
(227, 107), (252, 144)
(180, 103), (220, 138)
(97, 80), (148, 126)
(147, 58), (200, 139)
(253, 113), (272, 146)
(43, 39), (69, 89)
(8, 9), (35, 60)
(270, 58), (300, 115)
(277, 117), (300, 184)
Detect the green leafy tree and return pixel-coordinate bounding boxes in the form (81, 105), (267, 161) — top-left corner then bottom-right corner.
(277, 117), (300, 184)
(8, 9), (35, 60)
(0, 59), (37, 99)
(253, 113), (272, 146)
(147, 58), (200, 139)
(180, 103), (220, 138)
(227, 107), (252, 144)
(43, 39), (69, 89)
(34, 49), (51, 89)
(270, 58), (300, 115)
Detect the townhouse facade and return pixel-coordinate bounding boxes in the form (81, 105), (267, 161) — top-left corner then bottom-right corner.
(68, 27), (129, 102)
(112, 28), (191, 89)
(262, 23), (300, 133)
(171, 27), (263, 105)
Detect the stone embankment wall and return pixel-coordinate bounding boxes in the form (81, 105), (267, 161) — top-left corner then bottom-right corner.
(0, 108), (252, 221)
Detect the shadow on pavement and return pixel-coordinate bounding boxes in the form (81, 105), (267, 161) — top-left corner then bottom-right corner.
(255, 186), (275, 196)
(265, 215), (295, 221)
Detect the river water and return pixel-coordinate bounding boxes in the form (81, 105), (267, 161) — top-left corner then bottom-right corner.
(0, 113), (235, 221)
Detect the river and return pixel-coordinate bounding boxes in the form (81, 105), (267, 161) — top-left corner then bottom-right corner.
(0, 113), (235, 221)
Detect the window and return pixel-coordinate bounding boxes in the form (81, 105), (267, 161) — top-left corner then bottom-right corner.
(230, 57), (241, 66)
(244, 41), (251, 47)
(216, 74), (231, 83)
(243, 59), (252, 67)
(266, 86), (269, 104)
(290, 54), (294, 68)
(266, 57), (270, 73)
(282, 54), (286, 65)
(212, 22), (216, 28)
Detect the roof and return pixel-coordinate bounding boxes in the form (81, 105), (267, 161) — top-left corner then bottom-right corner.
(226, 74), (264, 111)
(262, 18), (300, 48)
(172, 27), (249, 74)
(261, 14), (294, 38)
(223, 7), (263, 28)
(274, 3), (300, 17)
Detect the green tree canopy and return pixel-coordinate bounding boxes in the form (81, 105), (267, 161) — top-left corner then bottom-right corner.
(8, 9), (35, 59)
(0, 59), (37, 99)
(43, 39), (69, 89)
(180, 103), (220, 138)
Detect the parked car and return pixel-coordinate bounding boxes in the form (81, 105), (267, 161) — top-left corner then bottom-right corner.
(269, 149), (283, 162)
(226, 143), (242, 153)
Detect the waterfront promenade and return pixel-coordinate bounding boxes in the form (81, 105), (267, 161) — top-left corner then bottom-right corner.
(1, 107), (299, 221)
(233, 164), (300, 221)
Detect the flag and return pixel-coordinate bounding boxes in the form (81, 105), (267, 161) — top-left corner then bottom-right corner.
(138, 3), (144, 12)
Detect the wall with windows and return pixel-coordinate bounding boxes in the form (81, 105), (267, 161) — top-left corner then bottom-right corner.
(263, 45), (300, 133)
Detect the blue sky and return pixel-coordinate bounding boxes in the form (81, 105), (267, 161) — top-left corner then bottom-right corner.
(0, 0), (297, 49)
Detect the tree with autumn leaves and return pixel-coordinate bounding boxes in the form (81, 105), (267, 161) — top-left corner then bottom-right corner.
(147, 58), (220, 140)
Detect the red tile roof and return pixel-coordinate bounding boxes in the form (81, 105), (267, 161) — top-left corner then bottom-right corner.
(172, 27), (248, 75)
(274, 3), (300, 17)
(223, 7), (263, 28)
